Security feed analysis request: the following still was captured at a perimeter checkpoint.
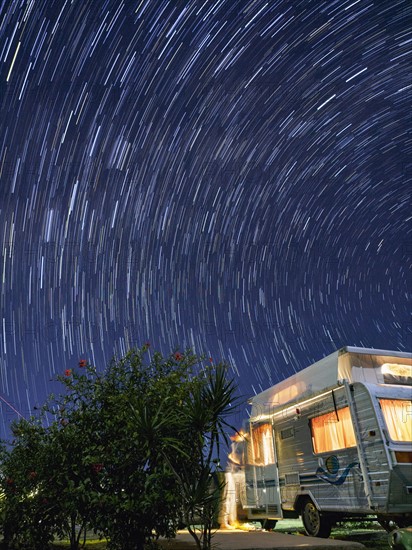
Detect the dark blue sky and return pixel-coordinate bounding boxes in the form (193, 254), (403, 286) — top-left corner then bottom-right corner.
(0, 0), (410, 440)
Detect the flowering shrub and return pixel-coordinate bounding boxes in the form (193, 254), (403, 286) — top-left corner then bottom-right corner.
(0, 346), (240, 550)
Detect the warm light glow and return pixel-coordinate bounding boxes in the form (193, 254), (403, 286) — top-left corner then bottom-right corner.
(219, 471), (246, 528)
(269, 382), (304, 408)
(228, 451), (241, 465)
(382, 363), (412, 385)
(228, 434), (246, 466)
(380, 399), (412, 442)
(231, 430), (246, 442)
(250, 422), (275, 465)
(311, 406), (356, 453)
(382, 363), (412, 377)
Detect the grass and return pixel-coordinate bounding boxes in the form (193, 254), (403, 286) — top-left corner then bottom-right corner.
(272, 518), (391, 549)
(51, 544), (107, 549)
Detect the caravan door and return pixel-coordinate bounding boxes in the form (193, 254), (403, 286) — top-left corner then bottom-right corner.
(246, 420), (283, 519)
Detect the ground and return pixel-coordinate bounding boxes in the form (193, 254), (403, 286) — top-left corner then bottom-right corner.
(273, 518), (390, 549)
(0, 519), (393, 549)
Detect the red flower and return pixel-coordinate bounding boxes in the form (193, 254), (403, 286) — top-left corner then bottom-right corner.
(6, 477), (14, 485)
(28, 471), (37, 480)
(64, 369), (72, 376)
(144, 341), (150, 348)
(92, 463), (104, 474)
(209, 357), (213, 363)
(174, 352), (183, 361)
(78, 359), (87, 368)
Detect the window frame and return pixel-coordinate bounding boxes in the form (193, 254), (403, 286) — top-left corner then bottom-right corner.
(248, 421), (276, 466)
(309, 405), (357, 455)
(379, 398), (412, 443)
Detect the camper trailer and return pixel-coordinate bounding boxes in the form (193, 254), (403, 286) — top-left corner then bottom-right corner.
(227, 347), (412, 537)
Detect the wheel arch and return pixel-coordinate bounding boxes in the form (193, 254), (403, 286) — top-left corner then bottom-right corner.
(294, 491), (320, 513)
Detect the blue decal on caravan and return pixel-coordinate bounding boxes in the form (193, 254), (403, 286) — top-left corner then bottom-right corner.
(316, 455), (359, 486)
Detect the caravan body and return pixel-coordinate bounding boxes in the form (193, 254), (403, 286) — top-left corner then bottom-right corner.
(237, 347), (412, 536)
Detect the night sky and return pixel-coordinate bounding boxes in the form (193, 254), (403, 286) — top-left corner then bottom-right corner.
(0, 0), (411, 440)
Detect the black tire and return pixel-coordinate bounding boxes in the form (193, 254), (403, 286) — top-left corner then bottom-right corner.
(301, 498), (332, 538)
(261, 519), (277, 530)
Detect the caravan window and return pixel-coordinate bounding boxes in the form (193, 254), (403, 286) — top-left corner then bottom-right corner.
(379, 399), (412, 442)
(249, 422), (275, 465)
(310, 407), (356, 454)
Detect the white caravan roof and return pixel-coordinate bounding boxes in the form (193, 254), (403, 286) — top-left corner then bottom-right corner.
(249, 346), (412, 419)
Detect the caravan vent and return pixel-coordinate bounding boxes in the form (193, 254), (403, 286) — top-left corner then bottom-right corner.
(267, 504), (279, 515)
(285, 473), (300, 485)
(281, 427), (294, 440)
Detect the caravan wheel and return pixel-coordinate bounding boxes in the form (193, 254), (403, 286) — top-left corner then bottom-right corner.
(301, 498), (332, 538)
(260, 519), (277, 530)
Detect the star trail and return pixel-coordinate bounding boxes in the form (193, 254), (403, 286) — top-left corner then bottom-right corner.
(0, 0), (411, 439)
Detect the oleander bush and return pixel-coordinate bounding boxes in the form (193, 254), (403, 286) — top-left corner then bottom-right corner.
(0, 346), (240, 550)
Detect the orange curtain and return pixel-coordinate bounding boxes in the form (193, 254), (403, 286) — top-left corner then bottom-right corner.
(250, 423), (275, 465)
(311, 406), (356, 453)
(380, 399), (412, 442)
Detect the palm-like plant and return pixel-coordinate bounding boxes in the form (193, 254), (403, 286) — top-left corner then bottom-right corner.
(166, 363), (241, 550)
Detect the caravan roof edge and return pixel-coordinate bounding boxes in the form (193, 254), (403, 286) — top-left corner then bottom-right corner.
(249, 382), (341, 422)
(339, 346), (412, 358)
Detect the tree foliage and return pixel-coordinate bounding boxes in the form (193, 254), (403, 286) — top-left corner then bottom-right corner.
(0, 346), (240, 550)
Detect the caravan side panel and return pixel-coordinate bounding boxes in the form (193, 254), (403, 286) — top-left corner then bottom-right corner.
(349, 383), (412, 517)
(274, 386), (367, 513)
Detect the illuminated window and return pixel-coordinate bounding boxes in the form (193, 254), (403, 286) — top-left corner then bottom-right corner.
(310, 407), (356, 454)
(250, 423), (275, 465)
(379, 399), (412, 442)
(382, 364), (412, 386)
